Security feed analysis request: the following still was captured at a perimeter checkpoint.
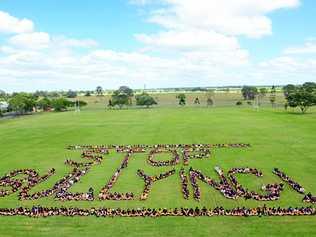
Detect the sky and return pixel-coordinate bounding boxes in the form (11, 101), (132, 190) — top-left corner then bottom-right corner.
(0, 0), (316, 92)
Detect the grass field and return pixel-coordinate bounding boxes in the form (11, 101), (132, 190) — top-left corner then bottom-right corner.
(0, 103), (315, 236)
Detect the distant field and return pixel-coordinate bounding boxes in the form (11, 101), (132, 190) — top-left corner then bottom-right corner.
(78, 91), (286, 109)
(0, 103), (315, 236)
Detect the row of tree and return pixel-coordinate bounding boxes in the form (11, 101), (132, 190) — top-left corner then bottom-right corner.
(2, 82), (315, 114)
(240, 83), (316, 113)
(108, 86), (157, 108)
(0, 93), (87, 116)
(241, 86), (277, 106)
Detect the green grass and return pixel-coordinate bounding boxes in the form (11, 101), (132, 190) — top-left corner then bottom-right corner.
(0, 106), (315, 237)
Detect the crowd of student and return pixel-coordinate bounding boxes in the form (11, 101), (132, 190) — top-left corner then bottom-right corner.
(0, 168), (55, 198)
(273, 168), (305, 194)
(64, 160), (93, 167)
(0, 206), (314, 218)
(189, 169), (201, 201)
(179, 168), (189, 199)
(303, 193), (316, 204)
(147, 149), (180, 166)
(184, 148), (211, 160)
(227, 167), (284, 201)
(68, 143), (250, 151)
(19, 167), (91, 201)
(98, 152), (134, 200)
(189, 167), (238, 201)
(137, 169), (175, 200)
(2, 143), (314, 216)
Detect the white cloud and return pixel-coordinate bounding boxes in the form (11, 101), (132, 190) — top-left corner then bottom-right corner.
(135, 30), (240, 51)
(1, 3), (315, 93)
(129, 0), (154, 5)
(8, 32), (51, 49)
(53, 37), (98, 48)
(143, 0), (300, 38)
(0, 11), (34, 34)
(283, 39), (316, 54)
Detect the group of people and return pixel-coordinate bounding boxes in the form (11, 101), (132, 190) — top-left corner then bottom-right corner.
(19, 167), (91, 201)
(56, 187), (94, 201)
(0, 206), (314, 218)
(68, 143), (250, 152)
(67, 145), (109, 152)
(98, 152), (134, 200)
(137, 169), (175, 200)
(147, 149), (180, 166)
(227, 167), (283, 201)
(66, 143), (250, 167)
(184, 148), (211, 159)
(182, 148), (210, 165)
(273, 168), (305, 194)
(0, 168), (55, 199)
(180, 168), (190, 199)
(272, 168), (315, 205)
(189, 167), (239, 201)
(303, 193), (316, 204)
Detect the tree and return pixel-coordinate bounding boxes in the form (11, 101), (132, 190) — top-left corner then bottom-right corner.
(135, 93), (157, 108)
(269, 86), (277, 107)
(37, 97), (52, 111)
(236, 101), (243, 106)
(283, 84), (296, 99)
(117, 86), (134, 105)
(9, 93), (36, 115)
(176, 93), (186, 106)
(241, 86), (258, 100)
(96, 86), (103, 96)
(51, 98), (73, 112)
(206, 89), (215, 107)
(108, 99), (113, 108)
(85, 91), (91, 97)
(191, 87), (207, 92)
(66, 90), (77, 98)
(33, 90), (48, 97)
(286, 82), (316, 113)
(207, 98), (214, 106)
(302, 82), (316, 93)
(194, 97), (200, 105)
(259, 88), (268, 97)
(78, 100), (88, 107)
(111, 89), (130, 109)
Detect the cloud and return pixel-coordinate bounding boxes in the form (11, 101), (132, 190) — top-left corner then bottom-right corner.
(135, 30), (240, 51)
(1, 2), (315, 93)
(54, 37), (98, 48)
(8, 32), (51, 49)
(283, 39), (316, 54)
(0, 11), (34, 34)
(142, 0), (300, 38)
(129, 0), (154, 5)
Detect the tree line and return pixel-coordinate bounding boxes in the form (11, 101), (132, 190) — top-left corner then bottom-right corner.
(0, 92), (87, 116)
(240, 82), (316, 113)
(1, 82), (315, 115)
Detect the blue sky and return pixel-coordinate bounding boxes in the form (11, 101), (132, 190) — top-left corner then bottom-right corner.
(0, 0), (316, 92)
